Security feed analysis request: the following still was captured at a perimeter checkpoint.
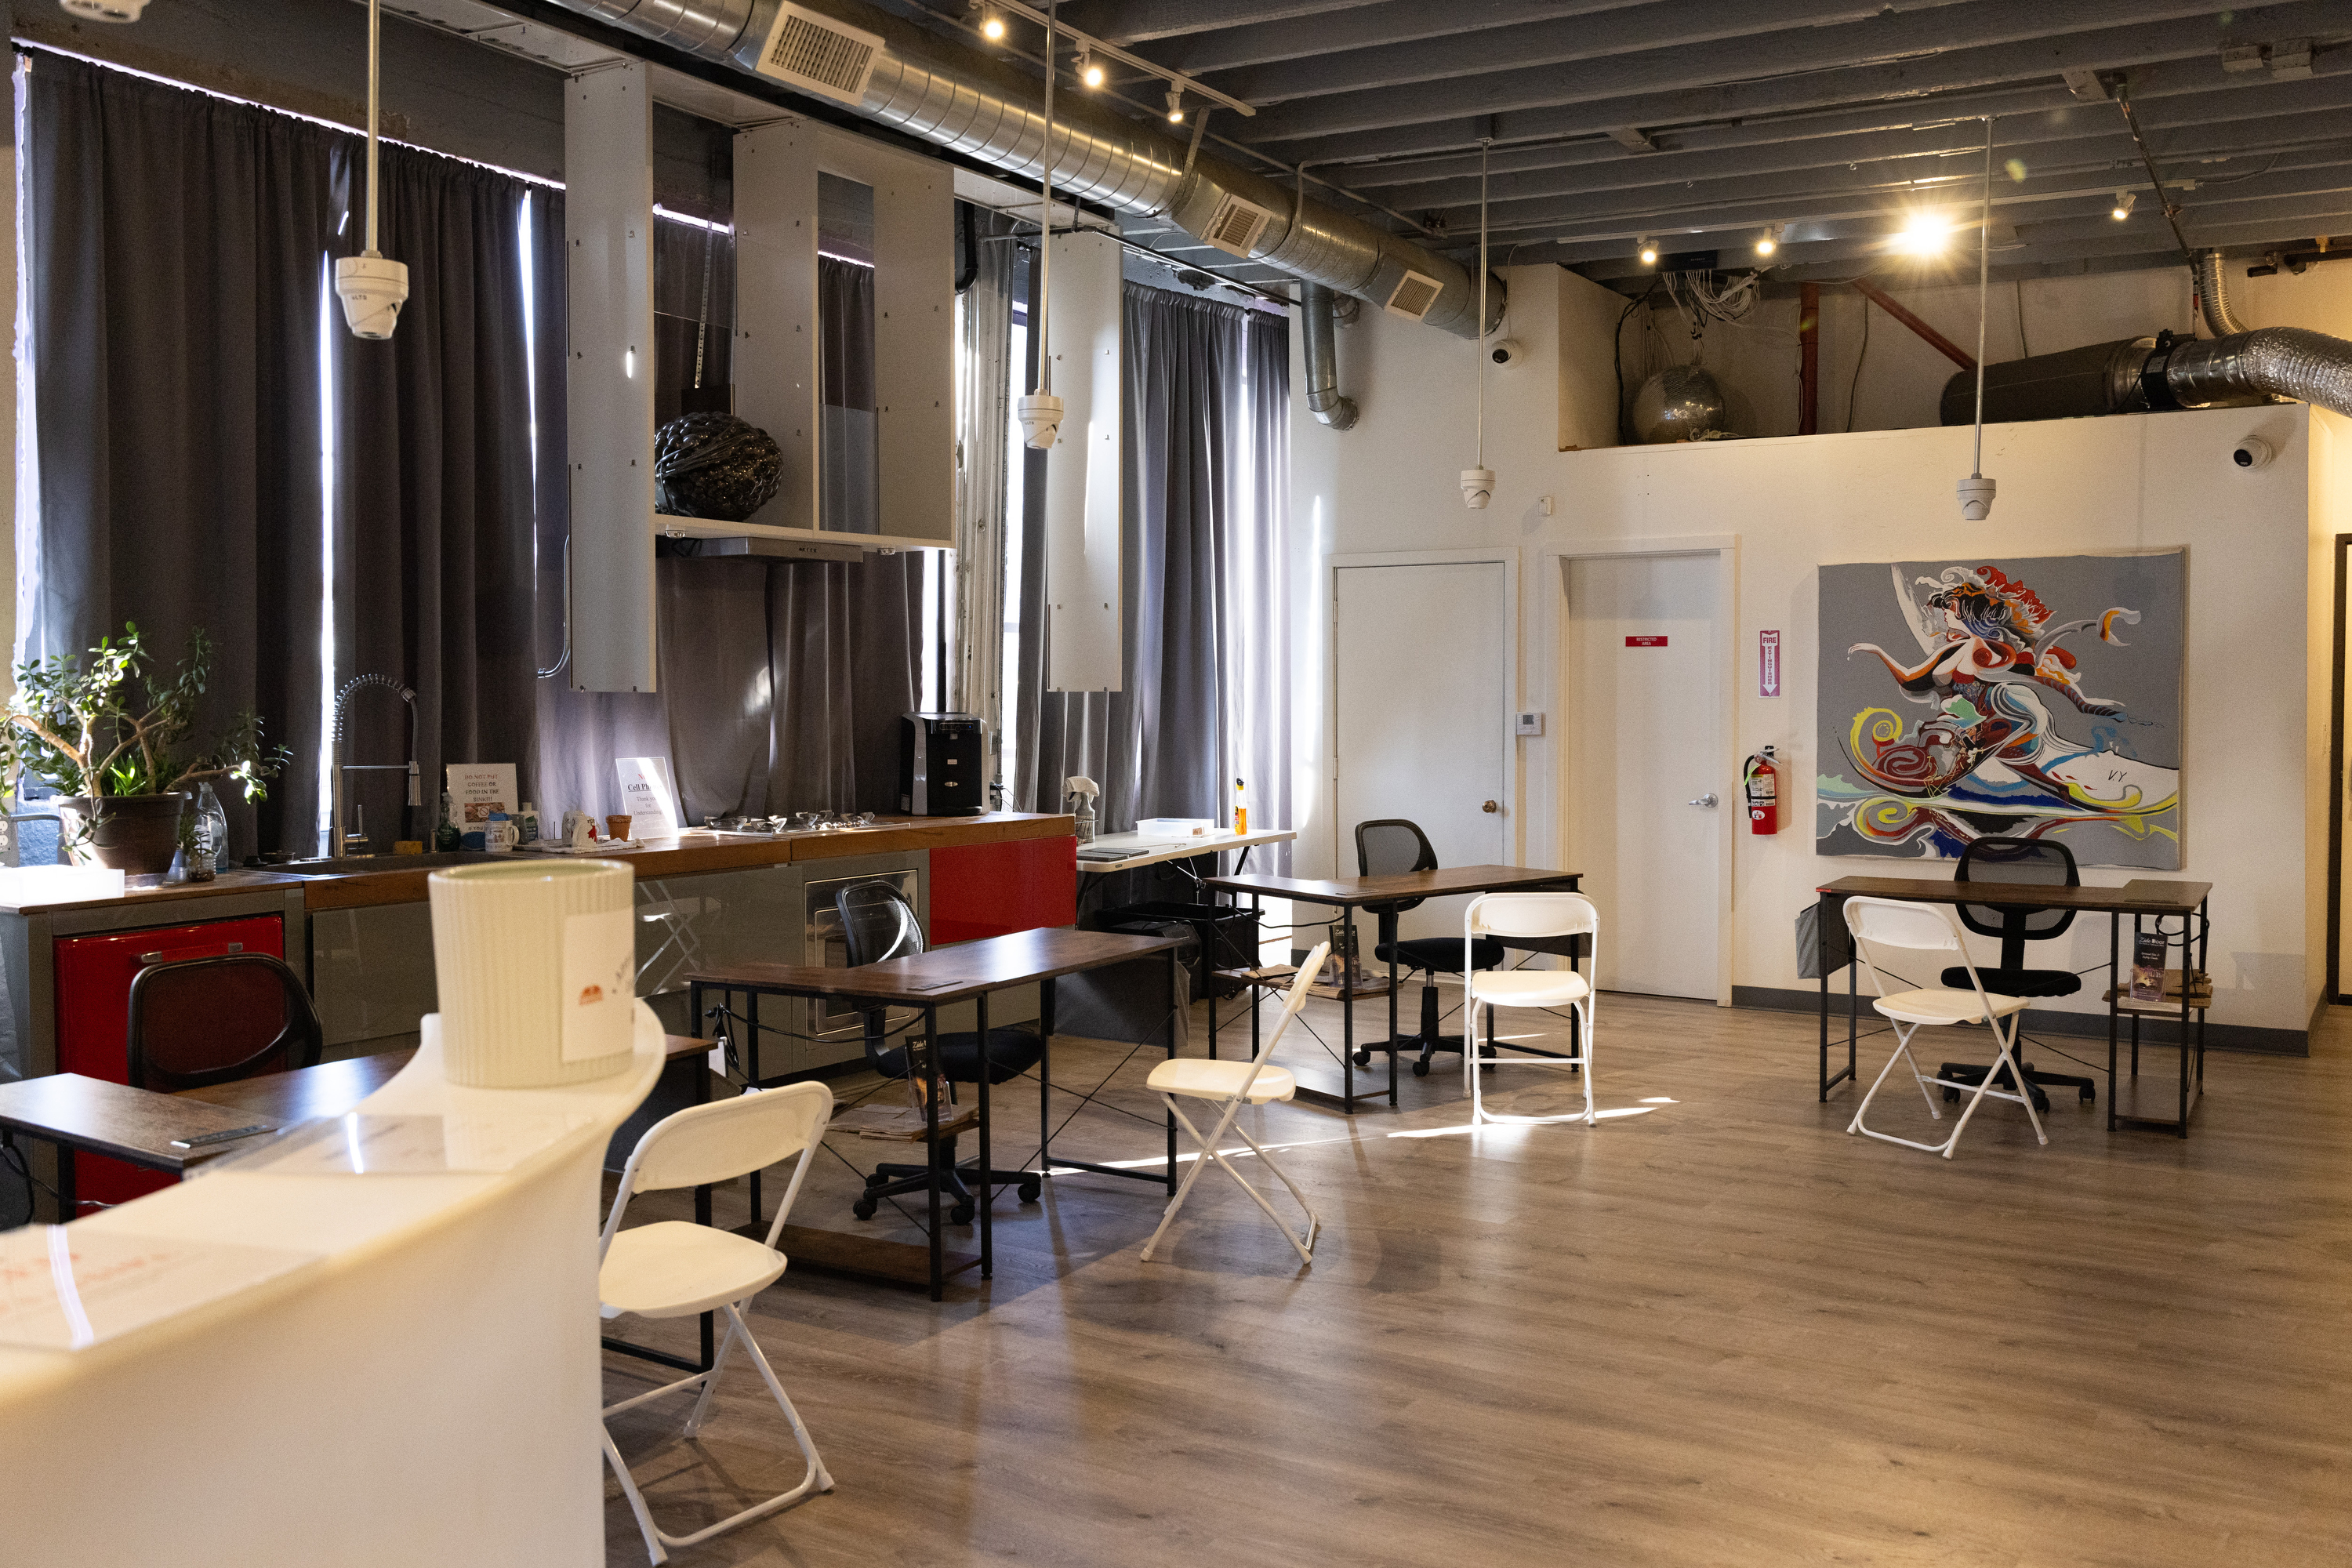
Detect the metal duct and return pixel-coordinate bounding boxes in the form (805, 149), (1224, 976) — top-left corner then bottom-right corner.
(2195, 251), (2249, 338)
(1299, 283), (1358, 430)
(547, 0), (1500, 338)
(1940, 327), (2352, 425)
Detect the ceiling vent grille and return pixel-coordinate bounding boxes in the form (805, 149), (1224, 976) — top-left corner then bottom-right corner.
(754, 3), (883, 106)
(1384, 269), (1443, 321)
(1201, 193), (1278, 258)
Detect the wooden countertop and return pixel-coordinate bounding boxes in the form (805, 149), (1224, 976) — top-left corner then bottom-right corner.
(0, 814), (1072, 916)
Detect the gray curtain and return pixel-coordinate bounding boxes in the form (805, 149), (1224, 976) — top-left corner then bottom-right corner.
(333, 141), (539, 851)
(818, 256), (880, 535)
(1013, 280), (1291, 866)
(22, 51), (338, 858)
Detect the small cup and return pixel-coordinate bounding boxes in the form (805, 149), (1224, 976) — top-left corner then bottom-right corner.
(606, 815), (633, 844)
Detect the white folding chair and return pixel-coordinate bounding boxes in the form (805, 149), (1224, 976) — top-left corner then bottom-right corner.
(1843, 895), (2047, 1160)
(1464, 892), (1598, 1125)
(1139, 942), (1330, 1266)
(599, 1080), (837, 1564)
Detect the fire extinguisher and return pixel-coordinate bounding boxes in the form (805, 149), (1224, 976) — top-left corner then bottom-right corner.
(1742, 746), (1780, 835)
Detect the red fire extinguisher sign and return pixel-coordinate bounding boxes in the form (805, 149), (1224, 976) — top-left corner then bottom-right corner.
(1743, 746), (1780, 835)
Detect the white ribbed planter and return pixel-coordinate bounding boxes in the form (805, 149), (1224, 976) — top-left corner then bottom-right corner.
(427, 858), (637, 1087)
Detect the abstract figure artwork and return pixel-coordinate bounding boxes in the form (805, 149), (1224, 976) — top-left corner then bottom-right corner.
(1816, 551), (2184, 869)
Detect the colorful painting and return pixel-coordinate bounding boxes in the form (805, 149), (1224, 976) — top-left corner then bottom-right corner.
(1816, 551), (2183, 868)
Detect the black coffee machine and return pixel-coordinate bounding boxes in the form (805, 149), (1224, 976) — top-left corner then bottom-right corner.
(898, 713), (987, 816)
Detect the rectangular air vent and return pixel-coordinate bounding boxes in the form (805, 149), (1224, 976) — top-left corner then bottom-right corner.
(1201, 192), (1277, 258)
(1384, 269), (1443, 321)
(753, 2), (883, 106)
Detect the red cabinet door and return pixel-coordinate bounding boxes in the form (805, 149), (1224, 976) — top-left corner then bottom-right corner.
(929, 837), (1077, 945)
(53, 914), (286, 1207)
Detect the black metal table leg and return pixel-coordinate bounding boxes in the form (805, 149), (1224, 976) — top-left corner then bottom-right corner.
(924, 1004), (942, 1302)
(1387, 938), (1400, 1106)
(1039, 978), (1055, 1180)
(2107, 914), (2119, 1133)
(1165, 944), (1179, 1196)
(747, 989), (764, 1230)
(977, 991), (993, 1279)
(56, 1141), (74, 1223)
(1341, 909), (1356, 1112)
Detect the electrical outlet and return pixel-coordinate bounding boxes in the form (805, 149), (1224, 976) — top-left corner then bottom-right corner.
(1514, 712), (1544, 737)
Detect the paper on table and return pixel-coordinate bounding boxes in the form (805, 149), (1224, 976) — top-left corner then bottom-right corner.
(207, 1112), (597, 1176)
(0, 1227), (318, 1352)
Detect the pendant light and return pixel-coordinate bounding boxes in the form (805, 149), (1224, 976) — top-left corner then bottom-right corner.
(335, 0), (409, 339)
(1460, 137), (1495, 510)
(1014, 0), (1065, 449)
(1956, 117), (1996, 521)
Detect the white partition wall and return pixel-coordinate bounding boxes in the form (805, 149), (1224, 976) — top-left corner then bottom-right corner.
(564, 63), (658, 693)
(1044, 230), (1123, 693)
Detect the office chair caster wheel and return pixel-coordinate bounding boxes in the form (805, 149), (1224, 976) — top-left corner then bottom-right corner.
(1351, 1049), (1371, 1066)
(950, 1202), (975, 1226)
(1017, 1178), (1043, 1202)
(2080, 1086), (2096, 1104)
(1943, 1087), (1959, 1103)
(851, 1197), (879, 1221)
(1411, 1058), (1432, 1077)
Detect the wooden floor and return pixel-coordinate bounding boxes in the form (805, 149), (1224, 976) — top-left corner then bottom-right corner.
(601, 988), (2352, 1566)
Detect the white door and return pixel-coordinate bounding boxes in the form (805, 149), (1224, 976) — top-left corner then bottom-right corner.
(1563, 553), (1722, 1000)
(1334, 560), (1510, 943)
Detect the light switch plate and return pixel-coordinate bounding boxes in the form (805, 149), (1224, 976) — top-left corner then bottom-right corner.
(1515, 711), (1544, 737)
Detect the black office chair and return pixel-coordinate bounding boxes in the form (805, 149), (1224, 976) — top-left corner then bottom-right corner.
(1936, 836), (2098, 1111)
(126, 953), (324, 1091)
(836, 882), (1044, 1225)
(1347, 819), (1504, 1077)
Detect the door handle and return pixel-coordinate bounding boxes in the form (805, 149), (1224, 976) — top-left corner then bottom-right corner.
(1689, 793), (1719, 808)
(1481, 800), (1500, 814)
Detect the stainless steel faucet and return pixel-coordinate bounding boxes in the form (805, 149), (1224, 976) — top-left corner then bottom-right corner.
(328, 674), (419, 858)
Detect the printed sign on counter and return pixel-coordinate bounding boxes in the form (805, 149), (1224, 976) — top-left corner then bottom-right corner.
(614, 757), (681, 837)
(562, 908), (637, 1063)
(0, 1227), (318, 1352)
(447, 764), (520, 850)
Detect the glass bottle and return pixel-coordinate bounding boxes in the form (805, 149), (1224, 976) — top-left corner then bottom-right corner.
(195, 782), (231, 871)
(434, 789), (461, 852)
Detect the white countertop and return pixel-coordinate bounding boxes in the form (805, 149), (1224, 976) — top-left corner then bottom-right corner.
(1075, 826), (1296, 873)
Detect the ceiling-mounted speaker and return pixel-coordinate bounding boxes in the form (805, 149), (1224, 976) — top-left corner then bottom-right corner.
(1200, 192), (1278, 258)
(754, 2), (883, 106)
(1384, 269), (1443, 321)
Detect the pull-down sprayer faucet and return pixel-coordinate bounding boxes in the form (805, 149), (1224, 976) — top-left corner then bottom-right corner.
(328, 674), (419, 858)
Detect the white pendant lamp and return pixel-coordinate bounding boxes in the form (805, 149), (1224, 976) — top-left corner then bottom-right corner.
(1018, 0), (1066, 450)
(335, 0), (409, 340)
(1956, 117), (1995, 521)
(1461, 138), (1495, 510)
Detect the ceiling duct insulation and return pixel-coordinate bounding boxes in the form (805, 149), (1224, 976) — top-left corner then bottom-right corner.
(552, 0), (1501, 339)
(1937, 326), (2352, 426)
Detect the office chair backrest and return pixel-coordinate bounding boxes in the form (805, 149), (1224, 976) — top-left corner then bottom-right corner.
(1953, 835), (2077, 968)
(1356, 819), (1438, 938)
(601, 1080), (834, 1254)
(127, 953), (324, 1091)
(837, 881), (925, 967)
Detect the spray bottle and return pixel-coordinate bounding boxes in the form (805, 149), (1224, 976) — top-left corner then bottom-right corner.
(1065, 775), (1099, 844)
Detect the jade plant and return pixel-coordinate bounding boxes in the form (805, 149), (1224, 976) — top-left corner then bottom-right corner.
(1, 622), (289, 804)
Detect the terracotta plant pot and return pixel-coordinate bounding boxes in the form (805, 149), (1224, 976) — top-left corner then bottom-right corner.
(58, 793), (189, 875)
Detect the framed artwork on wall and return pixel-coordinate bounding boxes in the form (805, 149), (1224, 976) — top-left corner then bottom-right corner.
(1815, 550), (2185, 869)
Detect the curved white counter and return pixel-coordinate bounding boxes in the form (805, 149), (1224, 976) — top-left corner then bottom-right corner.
(0, 1005), (666, 1566)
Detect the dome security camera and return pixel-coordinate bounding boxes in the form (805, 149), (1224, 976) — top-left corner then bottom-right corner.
(2232, 436), (2274, 470)
(1489, 338), (1526, 368)
(1461, 466), (1495, 510)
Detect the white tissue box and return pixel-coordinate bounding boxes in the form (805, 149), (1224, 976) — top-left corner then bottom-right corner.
(1134, 818), (1219, 839)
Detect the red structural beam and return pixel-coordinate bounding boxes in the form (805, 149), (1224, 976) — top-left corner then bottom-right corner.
(1798, 281), (1820, 435)
(1849, 278), (1976, 372)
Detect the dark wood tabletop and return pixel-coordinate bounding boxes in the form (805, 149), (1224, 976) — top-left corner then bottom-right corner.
(1817, 875), (2212, 916)
(176, 1049), (418, 1124)
(689, 927), (1183, 1006)
(1204, 864), (1581, 908)
(0, 1073), (287, 1172)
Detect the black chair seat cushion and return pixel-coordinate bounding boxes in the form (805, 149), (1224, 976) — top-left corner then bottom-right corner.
(1940, 966), (2081, 999)
(872, 1025), (1045, 1085)
(1376, 936), (1504, 975)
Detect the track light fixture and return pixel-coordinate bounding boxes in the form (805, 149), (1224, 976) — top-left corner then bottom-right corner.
(2111, 190), (2136, 220)
(1890, 214), (1949, 255)
(1078, 50), (1104, 88)
(1165, 86), (1185, 124)
(1756, 223), (1784, 258)
(1637, 236), (1658, 267)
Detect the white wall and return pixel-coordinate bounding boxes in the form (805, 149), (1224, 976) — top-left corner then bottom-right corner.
(1290, 263), (2344, 1045)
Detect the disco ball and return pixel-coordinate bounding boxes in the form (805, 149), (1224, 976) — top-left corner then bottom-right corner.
(654, 412), (784, 522)
(1632, 365), (1728, 444)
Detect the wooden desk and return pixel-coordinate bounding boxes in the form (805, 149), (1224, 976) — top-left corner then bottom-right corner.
(1204, 866), (1584, 1112)
(1814, 876), (2213, 1136)
(688, 930), (1185, 1300)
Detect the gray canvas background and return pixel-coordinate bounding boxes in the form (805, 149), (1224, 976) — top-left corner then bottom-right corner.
(1816, 550), (2185, 868)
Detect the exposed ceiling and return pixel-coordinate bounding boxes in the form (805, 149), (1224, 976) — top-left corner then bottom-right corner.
(1018, 0), (2352, 294)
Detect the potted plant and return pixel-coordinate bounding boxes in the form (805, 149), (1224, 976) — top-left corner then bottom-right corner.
(0, 623), (289, 873)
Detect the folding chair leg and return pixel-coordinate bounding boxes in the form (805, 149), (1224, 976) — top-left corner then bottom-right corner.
(1139, 1094), (1240, 1263)
(604, 1425), (669, 1566)
(1226, 1121), (1319, 1262)
(681, 1305), (742, 1439)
